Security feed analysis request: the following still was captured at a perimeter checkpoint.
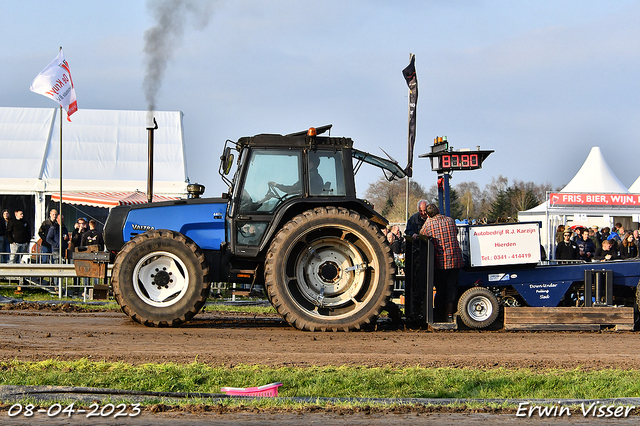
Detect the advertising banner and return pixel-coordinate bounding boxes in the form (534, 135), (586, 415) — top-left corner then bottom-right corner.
(549, 193), (640, 207)
(468, 223), (541, 267)
(402, 54), (417, 177)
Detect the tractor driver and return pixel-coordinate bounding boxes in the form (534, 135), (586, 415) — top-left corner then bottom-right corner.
(269, 152), (324, 196)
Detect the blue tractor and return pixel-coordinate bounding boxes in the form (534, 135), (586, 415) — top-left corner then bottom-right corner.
(96, 125), (406, 330)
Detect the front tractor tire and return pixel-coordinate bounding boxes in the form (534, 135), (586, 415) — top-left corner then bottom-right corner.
(264, 207), (395, 331)
(112, 230), (210, 327)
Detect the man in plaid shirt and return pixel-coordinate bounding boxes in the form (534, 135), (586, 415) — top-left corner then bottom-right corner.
(419, 204), (463, 322)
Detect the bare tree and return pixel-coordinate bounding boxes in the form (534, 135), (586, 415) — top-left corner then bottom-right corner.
(364, 176), (428, 223)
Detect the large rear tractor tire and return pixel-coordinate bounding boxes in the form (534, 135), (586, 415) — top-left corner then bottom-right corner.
(112, 230), (210, 327)
(457, 287), (500, 329)
(264, 207), (395, 331)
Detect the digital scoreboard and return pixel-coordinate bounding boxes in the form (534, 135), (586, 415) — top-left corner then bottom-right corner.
(419, 136), (493, 173)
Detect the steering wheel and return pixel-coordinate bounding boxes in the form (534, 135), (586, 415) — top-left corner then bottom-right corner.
(257, 181), (285, 205)
(268, 181), (286, 201)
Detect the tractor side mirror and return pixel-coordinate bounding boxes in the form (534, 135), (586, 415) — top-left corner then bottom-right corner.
(220, 147), (234, 175)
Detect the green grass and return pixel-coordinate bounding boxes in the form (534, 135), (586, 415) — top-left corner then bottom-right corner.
(202, 303), (276, 315)
(0, 286), (74, 301)
(2, 360), (640, 402)
(0, 286), (278, 314)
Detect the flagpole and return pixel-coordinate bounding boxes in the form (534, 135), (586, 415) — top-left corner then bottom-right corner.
(57, 45), (64, 298)
(29, 45), (75, 298)
(59, 104), (63, 297)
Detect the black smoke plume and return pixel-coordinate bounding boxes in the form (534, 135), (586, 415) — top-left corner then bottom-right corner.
(143, 0), (214, 122)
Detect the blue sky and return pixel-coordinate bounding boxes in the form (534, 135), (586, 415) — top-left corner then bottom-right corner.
(2, 0), (639, 198)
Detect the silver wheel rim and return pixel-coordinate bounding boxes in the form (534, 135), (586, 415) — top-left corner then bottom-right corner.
(284, 224), (379, 320)
(466, 295), (493, 322)
(132, 251), (190, 307)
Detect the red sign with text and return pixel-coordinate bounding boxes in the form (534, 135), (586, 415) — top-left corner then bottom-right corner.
(549, 193), (640, 207)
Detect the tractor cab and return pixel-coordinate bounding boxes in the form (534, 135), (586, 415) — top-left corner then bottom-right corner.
(219, 125), (405, 257)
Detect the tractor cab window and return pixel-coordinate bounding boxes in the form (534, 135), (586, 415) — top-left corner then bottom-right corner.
(239, 149), (302, 214)
(310, 150), (346, 197)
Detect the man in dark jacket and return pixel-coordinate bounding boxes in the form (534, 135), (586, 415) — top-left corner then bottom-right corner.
(81, 220), (104, 251)
(555, 230), (579, 260)
(37, 209), (58, 263)
(6, 209), (31, 263)
(71, 217), (87, 252)
(405, 200), (428, 239)
(594, 239), (619, 261)
(0, 210), (5, 263)
(46, 215), (69, 264)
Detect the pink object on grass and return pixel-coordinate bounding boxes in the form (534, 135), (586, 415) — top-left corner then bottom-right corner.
(220, 382), (283, 397)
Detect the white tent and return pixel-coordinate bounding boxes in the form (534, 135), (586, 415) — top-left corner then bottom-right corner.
(519, 146), (637, 257)
(628, 176), (640, 193)
(557, 147), (629, 194)
(0, 107), (188, 229)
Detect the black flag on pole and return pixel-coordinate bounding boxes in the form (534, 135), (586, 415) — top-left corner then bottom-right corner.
(402, 54), (418, 177)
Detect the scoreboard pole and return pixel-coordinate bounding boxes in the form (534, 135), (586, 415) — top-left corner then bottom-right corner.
(437, 173), (451, 217)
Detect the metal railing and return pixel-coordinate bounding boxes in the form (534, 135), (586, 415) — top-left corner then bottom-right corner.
(0, 251), (112, 300)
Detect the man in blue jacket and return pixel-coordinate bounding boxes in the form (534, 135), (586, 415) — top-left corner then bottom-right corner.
(576, 228), (596, 262)
(46, 215), (69, 264)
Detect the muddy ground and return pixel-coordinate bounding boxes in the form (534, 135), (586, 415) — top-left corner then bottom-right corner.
(1, 303), (640, 369)
(1, 304), (640, 424)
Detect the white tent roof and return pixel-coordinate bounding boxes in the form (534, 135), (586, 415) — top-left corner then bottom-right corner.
(559, 146), (628, 193)
(629, 176), (640, 193)
(0, 107), (55, 192)
(0, 107), (188, 195)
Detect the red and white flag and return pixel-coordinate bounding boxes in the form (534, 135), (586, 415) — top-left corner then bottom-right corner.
(30, 49), (78, 119)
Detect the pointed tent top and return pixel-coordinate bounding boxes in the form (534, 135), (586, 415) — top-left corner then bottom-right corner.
(560, 146), (629, 194)
(629, 176), (640, 193)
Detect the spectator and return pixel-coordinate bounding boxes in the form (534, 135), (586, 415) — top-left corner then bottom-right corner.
(71, 217), (87, 252)
(405, 200), (428, 239)
(6, 209), (32, 264)
(555, 225), (565, 244)
(594, 239), (619, 261)
(555, 230), (579, 260)
(576, 228), (595, 262)
(591, 225), (602, 244)
(1, 209), (10, 262)
(37, 209), (58, 264)
(46, 215), (69, 264)
(391, 225), (405, 254)
(419, 203), (463, 322)
(81, 220), (104, 251)
(619, 232), (638, 259)
(570, 227), (582, 244)
(387, 231), (402, 255)
(588, 228), (601, 251)
(381, 227), (388, 238)
(0, 209), (5, 263)
(607, 222), (624, 252)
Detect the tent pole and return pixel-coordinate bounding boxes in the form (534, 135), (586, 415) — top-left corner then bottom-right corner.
(58, 105), (63, 299)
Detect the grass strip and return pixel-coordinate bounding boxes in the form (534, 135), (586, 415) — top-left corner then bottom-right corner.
(1, 288), (278, 314)
(1, 361), (640, 400)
